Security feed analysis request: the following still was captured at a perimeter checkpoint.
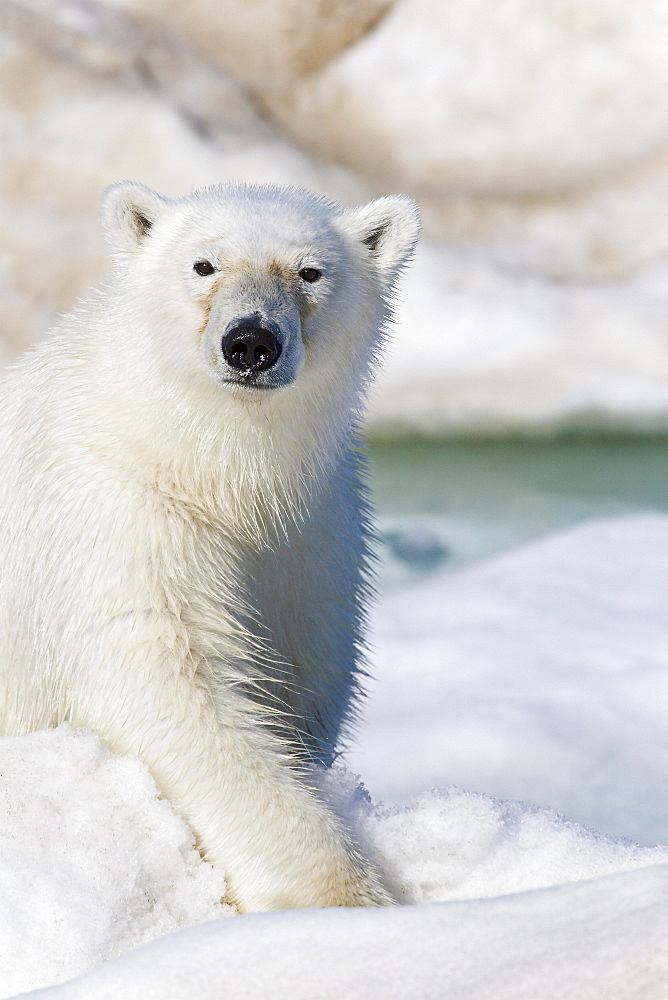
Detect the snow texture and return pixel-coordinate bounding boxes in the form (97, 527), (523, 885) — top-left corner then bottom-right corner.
(17, 867), (668, 1000)
(350, 514), (668, 845)
(0, 727), (229, 997)
(2, 731), (668, 999)
(371, 240), (668, 436)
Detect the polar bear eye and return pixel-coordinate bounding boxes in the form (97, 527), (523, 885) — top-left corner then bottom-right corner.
(298, 267), (321, 283)
(194, 260), (215, 276)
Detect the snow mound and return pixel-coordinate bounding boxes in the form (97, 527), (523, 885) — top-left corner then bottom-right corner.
(365, 786), (668, 903)
(1, 727), (667, 997)
(16, 850), (668, 1000)
(369, 240), (668, 437)
(351, 513), (668, 844)
(0, 727), (229, 997)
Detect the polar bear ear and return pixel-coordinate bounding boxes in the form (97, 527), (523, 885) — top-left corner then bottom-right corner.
(339, 196), (421, 279)
(101, 182), (172, 254)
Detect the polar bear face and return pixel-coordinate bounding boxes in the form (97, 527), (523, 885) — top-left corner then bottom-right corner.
(101, 183), (419, 402)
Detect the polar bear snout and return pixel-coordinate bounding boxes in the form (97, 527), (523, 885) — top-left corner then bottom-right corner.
(222, 318), (283, 374)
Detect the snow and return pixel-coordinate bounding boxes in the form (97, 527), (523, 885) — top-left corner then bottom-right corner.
(16, 867), (668, 999)
(2, 733), (668, 998)
(277, 0), (668, 197)
(0, 728), (229, 996)
(3, 1), (668, 434)
(0, 514), (666, 997)
(369, 240), (668, 436)
(350, 514), (668, 845)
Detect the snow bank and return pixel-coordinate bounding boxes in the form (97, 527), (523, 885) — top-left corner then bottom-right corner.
(19, 867), (668, 1000)
(369, 240), (668, 437)
(4, 0), (668, 433)
(274, 0), (668, 279)
(108, 0), (392, 87)
(1, 728), (667, 998)
(0, 727), (229, 997)
(350, 513), (668, 844)
(356, 784), (668, 905)
(281, 0), (668, 193)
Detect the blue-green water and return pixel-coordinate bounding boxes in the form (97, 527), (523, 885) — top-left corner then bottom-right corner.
(367, 437), (668, 578)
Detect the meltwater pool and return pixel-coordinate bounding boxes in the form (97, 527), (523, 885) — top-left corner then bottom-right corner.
(367, 436), (668, 578)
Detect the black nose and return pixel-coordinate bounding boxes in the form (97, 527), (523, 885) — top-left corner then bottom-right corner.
(221, 319), (282, 373)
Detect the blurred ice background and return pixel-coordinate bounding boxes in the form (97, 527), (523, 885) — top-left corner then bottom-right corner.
(1, 2), (668, 995)
(3, 0), (668, 434)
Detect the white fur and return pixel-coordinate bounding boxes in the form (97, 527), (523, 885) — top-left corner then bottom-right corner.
(0, 182), (419, 912)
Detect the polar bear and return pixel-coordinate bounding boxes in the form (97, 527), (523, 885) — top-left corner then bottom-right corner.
(0, 182), (419, 912)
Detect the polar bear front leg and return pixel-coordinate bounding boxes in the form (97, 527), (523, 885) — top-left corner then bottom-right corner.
(195, 724), (394, 912)
(74, 660), (391, 912)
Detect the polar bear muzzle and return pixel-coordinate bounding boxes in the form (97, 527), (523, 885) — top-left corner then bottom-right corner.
(221, 317), (283, 374)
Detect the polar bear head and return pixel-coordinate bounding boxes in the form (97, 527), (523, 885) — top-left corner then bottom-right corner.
(101, 183), (419, 409)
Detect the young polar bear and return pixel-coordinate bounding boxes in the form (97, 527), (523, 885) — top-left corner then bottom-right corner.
(0, 182), (419, 912)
